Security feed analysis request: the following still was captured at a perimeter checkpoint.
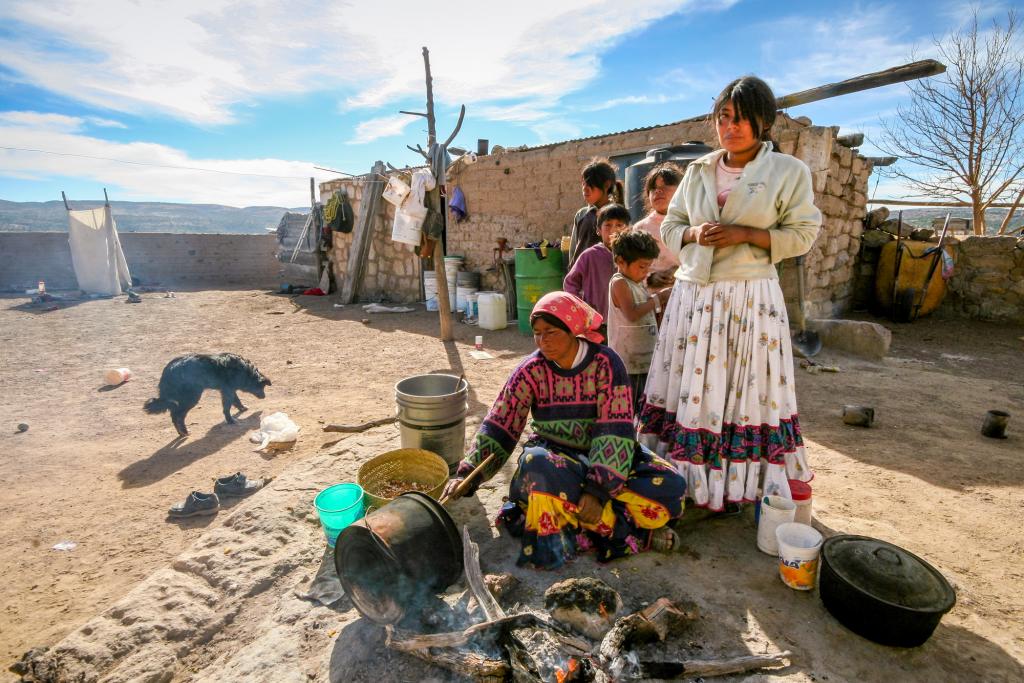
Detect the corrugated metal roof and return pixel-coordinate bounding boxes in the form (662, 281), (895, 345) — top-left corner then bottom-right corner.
(493, 114), (712, 154)
(489, 112), (807, 155)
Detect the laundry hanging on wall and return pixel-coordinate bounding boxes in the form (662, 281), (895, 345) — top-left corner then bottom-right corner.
(67, 205), (132, 296)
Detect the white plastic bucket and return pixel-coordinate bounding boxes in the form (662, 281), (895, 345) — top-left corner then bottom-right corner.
(775, 522), (823, 590)
(456, 286), (477, 314)
(477, 292), (507, 330)
(424, 271), (438, 311)
(444, 259), (461, 310)
(756, 495), (796, 555)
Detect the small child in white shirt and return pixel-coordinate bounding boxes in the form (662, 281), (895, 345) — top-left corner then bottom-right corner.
(606, 229), (672, 414)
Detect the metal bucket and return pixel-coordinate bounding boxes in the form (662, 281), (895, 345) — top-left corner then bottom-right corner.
(395, 373), (468, 473)
(334, 492), (463, 625)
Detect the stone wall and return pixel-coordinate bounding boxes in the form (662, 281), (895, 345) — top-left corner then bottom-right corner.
(774, 126), (872, 319)
(446, 119), (871, 319)
(945, 235), (1024, 322)
(320, 178), (421, 303)
(0, 232), (280, 291)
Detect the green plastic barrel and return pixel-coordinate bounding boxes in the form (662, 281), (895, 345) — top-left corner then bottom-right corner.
(514, 248), (565, 334)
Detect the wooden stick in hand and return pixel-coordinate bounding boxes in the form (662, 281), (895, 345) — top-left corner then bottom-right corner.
(440, 452), (499, 505)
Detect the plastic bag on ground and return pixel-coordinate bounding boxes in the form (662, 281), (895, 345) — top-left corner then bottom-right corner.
(249, 412), (300, 449)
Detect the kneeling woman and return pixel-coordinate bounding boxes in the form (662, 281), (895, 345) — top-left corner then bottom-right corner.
(445, 292), (685, 570)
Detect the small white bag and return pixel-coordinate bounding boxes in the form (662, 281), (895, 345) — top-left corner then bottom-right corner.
(381, 176), (411, 208)
(391, 201), (428, 246)
(249, 412), (300, 450)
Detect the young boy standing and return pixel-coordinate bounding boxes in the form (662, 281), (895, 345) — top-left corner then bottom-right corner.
(607, 229), (672, 412)
(563, 203), (630, 324)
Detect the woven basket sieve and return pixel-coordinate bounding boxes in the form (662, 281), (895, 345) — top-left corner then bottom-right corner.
(357, 448), (450, 510)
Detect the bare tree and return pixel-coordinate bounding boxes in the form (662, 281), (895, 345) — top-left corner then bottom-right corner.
(879, 10), (1024, 235)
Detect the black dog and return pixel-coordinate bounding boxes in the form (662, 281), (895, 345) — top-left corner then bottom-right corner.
(143, 353), (271, 436)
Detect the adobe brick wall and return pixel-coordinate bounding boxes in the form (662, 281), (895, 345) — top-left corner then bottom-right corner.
(0, 232), (280, 291)
(446, 119), (871, 320)
(445, 118), (720, 292)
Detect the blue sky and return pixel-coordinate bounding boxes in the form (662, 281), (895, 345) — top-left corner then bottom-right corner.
(0, 0), (1008, 207)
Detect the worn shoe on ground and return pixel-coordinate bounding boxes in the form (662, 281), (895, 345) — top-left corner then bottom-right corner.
(214, 472), (266, 498)
(168, 491), (220, 518)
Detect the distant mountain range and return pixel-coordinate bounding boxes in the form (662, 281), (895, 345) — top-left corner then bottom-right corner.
(891, 206), (1023, 233)
(0, 199), (307, 234)
(0, 199), (1020, 235)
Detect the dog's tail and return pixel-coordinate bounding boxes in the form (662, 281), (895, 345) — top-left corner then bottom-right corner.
(143, 397), (171, 414)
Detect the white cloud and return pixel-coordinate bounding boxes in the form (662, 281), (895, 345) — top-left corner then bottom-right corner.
(0, 114), (326, 206)
(474, 101), (558, 124)
(530, 120), (584, 144)
(580, 94), (688, 112)
(0, 111), (127, 133)
(347, 114), (414, 145)
(759, 7), (936, 99)
(0, 1), (730, 127)
(85, 117), (127, 129)
(0, 111), (88, 133)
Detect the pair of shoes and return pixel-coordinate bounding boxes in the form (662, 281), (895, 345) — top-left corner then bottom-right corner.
(214, 472), (267, 498)
(168, 491), (220, 518)
(650, 526), (680, 553)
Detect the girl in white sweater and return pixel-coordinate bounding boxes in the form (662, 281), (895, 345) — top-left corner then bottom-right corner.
(638, 76), (821, 513)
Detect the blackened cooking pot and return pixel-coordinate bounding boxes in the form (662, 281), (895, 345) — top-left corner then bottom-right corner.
(819, 534), (956, 647)
(334, 491), (463, 625)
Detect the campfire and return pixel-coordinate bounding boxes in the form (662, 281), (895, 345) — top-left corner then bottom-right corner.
(382, 528), (791, 682)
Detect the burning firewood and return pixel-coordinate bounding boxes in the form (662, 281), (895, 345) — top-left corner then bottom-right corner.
(597, 598), (700, 679)
(544, 577), (623, 640)
(595, 599), (789, 680)
(383, 525), (790, 683)
(385, 626), (508, 682)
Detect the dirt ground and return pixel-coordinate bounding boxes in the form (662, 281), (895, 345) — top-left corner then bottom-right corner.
(1, 289), (1022, 682)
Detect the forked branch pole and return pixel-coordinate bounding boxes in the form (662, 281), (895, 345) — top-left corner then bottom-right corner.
(398, 45), (466, 342)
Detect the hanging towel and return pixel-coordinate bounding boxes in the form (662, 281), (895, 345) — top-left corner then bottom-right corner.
(450, 186), (468, 221)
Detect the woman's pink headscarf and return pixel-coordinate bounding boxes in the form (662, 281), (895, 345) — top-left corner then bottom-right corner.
(530, 291), (604, 343)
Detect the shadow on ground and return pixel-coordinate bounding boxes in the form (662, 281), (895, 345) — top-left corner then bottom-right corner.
(118, 411), (263, 488)
(795, 315), (1024, 492)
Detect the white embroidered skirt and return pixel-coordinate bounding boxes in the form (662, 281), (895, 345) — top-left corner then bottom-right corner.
(638, 277), (812, 511)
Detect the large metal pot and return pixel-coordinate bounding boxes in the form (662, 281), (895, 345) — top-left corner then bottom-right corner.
(819, 534), (956, 647)
(334, 491), (463, 625)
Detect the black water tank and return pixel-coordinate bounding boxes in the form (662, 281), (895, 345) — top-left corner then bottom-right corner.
(625, 142), (713, 222)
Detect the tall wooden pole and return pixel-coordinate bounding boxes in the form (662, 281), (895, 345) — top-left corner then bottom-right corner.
(419, 47), (453, 341)
(423, 47), (437, 146)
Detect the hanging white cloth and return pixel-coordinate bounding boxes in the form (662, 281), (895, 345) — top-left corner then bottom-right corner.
(391, 168), (436, 245)
(67, 205), (132, 295)
(408, 168), (436, 208)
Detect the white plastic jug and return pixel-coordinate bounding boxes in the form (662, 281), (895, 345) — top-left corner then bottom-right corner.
(756, 495), (796, 555)
(477, 292), (507, 330)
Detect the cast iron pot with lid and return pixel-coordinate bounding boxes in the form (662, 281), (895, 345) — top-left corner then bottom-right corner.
(819, 534), (956, 647)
